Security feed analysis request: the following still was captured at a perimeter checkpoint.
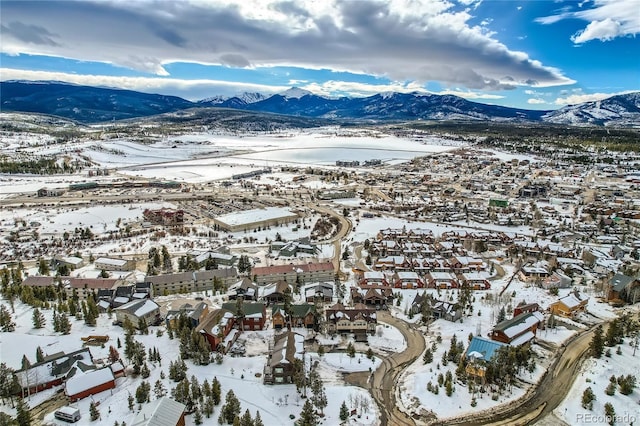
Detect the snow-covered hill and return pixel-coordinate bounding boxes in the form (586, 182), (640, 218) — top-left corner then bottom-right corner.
(542, 93), (640, 127)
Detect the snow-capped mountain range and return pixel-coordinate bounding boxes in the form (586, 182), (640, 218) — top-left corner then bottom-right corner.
(1, 80), (638, 127)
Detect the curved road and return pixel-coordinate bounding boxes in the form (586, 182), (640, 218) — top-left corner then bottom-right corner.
(345, 311), (426, 426)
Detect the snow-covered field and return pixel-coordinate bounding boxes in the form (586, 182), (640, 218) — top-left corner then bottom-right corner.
(112, 132), (460, 182)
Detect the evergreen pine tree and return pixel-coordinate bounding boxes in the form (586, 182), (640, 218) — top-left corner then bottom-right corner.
(340, 401), (349, 421)
(35, 346), (44, 363)
(581, 387), (595, 410)
(221, 390), (241, 424)
(194, 407), (203, 425)
(21, 355), (31, 370)
(127, 392), (135, 411)
(604, 403), (615, 426)
(0, 304), (16, 332)
(298, 399), (318, 426)
(211, 377), (222, 405)
(154, 380), (166, 398)
(240, 409), (253, 426)
(423, 348), (433, 364)
(590, 325), (604, 358)
(32, 309), (45, 329)
(16, 397), (31, 426)
(89, 401), (100, 421)
(346, 342), (356, 358)
(253, 411), (264, 426)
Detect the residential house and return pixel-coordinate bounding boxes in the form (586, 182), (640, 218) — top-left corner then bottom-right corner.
(195, 309), (236, 352)
(114, 299), (161, 328)
(131, 397), (186, 426)
(607, 273), (640, 304)
(392, 271), (424, 289)
(304, 282), (334, 303)
(263, 331), (305, 385)
(541, 271), (572, 290)
(459, 271), (491, 290)
(165, 302), (209, 329)
(513, 302), (540, 317)
(222, 302), (267, 331)
(359, 271), (390, 287)
(549, 291), (589, 318)
(465, 336), (507, 378)
(227, 277), (258, 300)
(261, 281), (292, 304)
(325, 303), (377, 339)
(518, 262), (550, 283)
(65, 368), (116, 402)
(16, 348), (93, 395)
(271, 304), (316, 330)
(425, 271), (459, 289)
(192, 250), (237, 268)
(430, 300), (462, 322)
(351, 287), (392, 307)
(490, 311), (545, 345)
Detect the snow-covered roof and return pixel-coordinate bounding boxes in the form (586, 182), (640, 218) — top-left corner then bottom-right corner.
(396, 271), (420, 279)
(364, 271), (385, 280)
(115, 299), (159, 317)
(65, 368), (114, 396)
(131, 396), (185, 426)
(95, 257), (128, 266)
(215, 207), (297, 227)
(509, 330), (535, 346)
(557, 293), (588, 309)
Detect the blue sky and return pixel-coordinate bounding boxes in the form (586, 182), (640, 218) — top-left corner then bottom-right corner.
(1, 0), (638, 109)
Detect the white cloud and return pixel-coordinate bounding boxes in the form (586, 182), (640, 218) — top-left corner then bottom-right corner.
(0, 68), (287, 100)
(554, 90), (636, 105)
(571, 18), (623, 43)
(1, 68), (509, 101)
(0, 0), (574, 90)
(527, 98), (546, 104)
(537, 0), (639, 43)
(436, 89), (504, 100)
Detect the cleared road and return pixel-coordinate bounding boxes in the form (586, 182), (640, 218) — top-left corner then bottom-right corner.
(345, 311), (426, 426)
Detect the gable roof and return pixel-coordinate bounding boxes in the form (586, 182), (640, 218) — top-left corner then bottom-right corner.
(555, 292), (589, 309)
(493, 311), (544, 337)
(610, 273), (636, 292)
(115, 299), (159, 317)
(466, 336), (506, 362)
(269, 331), (304, 367)
(271, 303), (315, 317)
(222, 302), (265, 316)
(132, 397), (185, 426)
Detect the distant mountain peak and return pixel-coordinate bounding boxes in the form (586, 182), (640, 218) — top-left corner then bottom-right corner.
(236, 92), (267, 104)
(279, 87), (313, 99)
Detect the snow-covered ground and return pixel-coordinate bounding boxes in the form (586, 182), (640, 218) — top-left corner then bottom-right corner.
(0, 296), (380, 426)
(555, 336), (640, 426)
